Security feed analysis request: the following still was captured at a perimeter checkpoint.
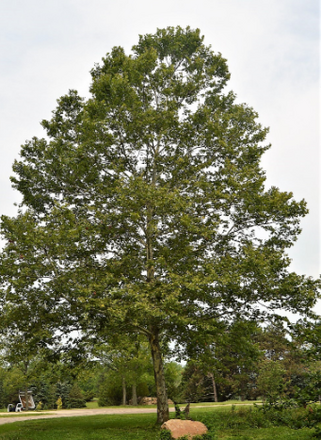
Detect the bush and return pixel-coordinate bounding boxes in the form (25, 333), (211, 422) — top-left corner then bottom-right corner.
(194, 433), (217, 440)
(83, 390), (96, 402)
(98, 378), (122, 406)
(136, 382), (150, 399)
(159, 430), (172, 440)
(56, 396), (63, 410)
(55, 381), (72, 409)
(66, 383), (86, 408)
(31, 380), (57, 409)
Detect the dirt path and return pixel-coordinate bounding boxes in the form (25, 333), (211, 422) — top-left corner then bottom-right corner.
(0, 403), (256, 426)
(0, 407), (166, 426)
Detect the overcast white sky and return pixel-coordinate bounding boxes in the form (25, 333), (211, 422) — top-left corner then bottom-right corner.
(0, 1), (320, 283)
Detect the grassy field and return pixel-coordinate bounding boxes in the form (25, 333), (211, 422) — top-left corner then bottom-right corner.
(85, 399), (262, 410)
(0, 404), (318, 440)
(0, 399), (262, 412)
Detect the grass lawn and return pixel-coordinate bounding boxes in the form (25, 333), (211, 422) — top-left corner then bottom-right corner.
(0, 405), (317, 439)
(0, 413), (160, 440)
(85, 399), (263, 410)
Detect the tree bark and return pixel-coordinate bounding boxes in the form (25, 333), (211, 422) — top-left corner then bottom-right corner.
(24, 361), (29, 411)
(25, 387), (29, 411)
(209, 372), (218, 403)
(131, 383), (137, 405)
(122, 376), (127, 406)
(149, 328), (169, 424)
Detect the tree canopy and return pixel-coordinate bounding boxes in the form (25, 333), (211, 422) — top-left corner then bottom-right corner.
(0, 26), (319, 423)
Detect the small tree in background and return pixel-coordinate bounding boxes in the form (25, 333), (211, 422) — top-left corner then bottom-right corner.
(257, 360), (286, 402)
(66, 383), (86, 408)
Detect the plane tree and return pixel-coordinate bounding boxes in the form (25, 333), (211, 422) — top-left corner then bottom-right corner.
(0, 26), (319, 423)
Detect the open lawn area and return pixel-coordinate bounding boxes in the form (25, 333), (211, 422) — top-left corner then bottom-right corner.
(0, 405), (318, 439)
(84, 399), (263, 410)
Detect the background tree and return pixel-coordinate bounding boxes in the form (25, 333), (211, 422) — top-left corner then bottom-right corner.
(66, 383), (86, 408)
(91, 335), (154, 405)
(180, 361), (209, 403)
(256, 319), (308, 398)
(164, 361), (184, 402)
(181, 321), (261, 402)
(1, 26), (319, 423)
(256, 360), (286, 402)
(0, 329), (55, 411)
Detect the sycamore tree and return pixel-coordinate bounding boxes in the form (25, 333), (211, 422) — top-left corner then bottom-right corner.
(0, 26), (319, 423)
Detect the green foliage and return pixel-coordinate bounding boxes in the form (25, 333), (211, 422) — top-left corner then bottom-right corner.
(56, 396), (62, 410)
(30, 379), (57, 410)
(93, 338), (154, 404)
(194, 403), (321, 432)
(164, 362), (183, 401)
(181, 362), (208, 403)
(97, 376), (123, 406)
(313, 426), (321, 439)
(1, 25), (320, 424)
(257, 360), (286, 402)
(0, 373), (5, 409)
(195, 433), (217, 440)
(159, 430), (172, 440)
(291, 370), (321, 407)
(66, 383), (86, 409)
(83, 390), (95, 402)
(1, 367), (25, 405)
(184, 321), (262, 402)
(55, 382), (72, 409)
(0, 408), (316, 439)
(136, 382), (150, 399)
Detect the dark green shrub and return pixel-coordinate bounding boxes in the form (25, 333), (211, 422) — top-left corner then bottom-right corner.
(83, 390), (95, 402)
(0, 378), (5, 409)
(313, 426), (321, 439)
(30, 380), (57, 409)
(136, 382), (150, 399)
(193, 433), (217, 440)
(55, 381), (72, 409)
(159, 430), (172, 440)
(66, 383), (86, 408)
(98, 378), (122, 406)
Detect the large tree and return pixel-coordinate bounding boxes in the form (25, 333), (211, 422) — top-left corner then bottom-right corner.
(0, 26), (319, 423)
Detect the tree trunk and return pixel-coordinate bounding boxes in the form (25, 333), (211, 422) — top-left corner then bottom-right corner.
(25, 387), (29, 411)
(24, 361), (29, 411)
(132, 383), (137, 405)
(122, 376), (127, 406)
(149, 328), (169, 424)
(209, 372), (218, 403)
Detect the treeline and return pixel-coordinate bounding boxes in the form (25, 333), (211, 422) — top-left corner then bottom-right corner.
(1, 319), (320, 409)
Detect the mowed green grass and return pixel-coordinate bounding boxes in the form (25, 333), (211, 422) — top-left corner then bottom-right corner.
(0, 406), (316, 440)
(0, 413), (160, 440)
(85, 399), (263, 409)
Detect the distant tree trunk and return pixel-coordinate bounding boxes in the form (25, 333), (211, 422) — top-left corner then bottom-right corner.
(132, 383), (137, 405)
(25, 387), (29, 411)
(149, 328), (169, 424)
(24, 361), (29, 411)
(122, 376), (127, 406)
(209, 372), (218, 403)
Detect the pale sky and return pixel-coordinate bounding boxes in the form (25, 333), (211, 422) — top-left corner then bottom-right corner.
(0, 1), (319, 284)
